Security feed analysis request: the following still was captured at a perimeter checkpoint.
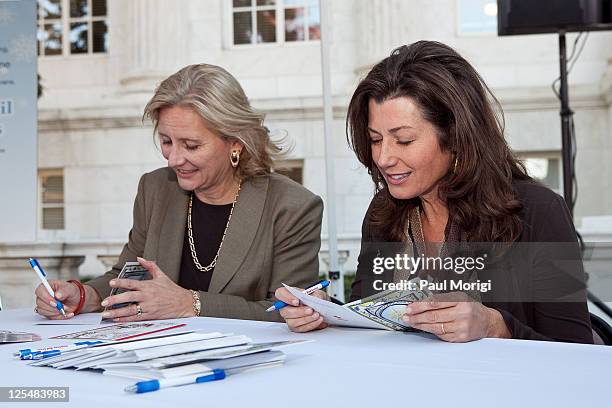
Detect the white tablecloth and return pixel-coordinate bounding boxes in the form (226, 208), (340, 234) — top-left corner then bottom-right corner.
(1, 308), (610, 408)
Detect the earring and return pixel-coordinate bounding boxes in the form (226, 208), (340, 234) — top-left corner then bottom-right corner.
(230, 150), (240, 168)
(453, 156), (458, 174)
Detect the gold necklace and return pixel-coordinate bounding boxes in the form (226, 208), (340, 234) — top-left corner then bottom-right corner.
(187, 181), (241, 272)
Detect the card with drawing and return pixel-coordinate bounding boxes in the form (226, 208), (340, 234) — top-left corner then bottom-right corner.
(50, 322), (187, 341)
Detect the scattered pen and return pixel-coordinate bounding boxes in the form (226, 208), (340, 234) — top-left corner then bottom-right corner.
(266, 280), (330, 312)
(15, 341), (106, 360)
(28, 258), (67, 317)
(124, 369), (226, 393)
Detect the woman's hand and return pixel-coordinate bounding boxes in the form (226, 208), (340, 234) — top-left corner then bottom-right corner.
(274, 287), (329, 333)
(402, 292), (511, 342)
(34, 280), (81, 320)
(34, 280), (100, 320)
(100, 257), (194, 322)
(34, 280), (80, 319)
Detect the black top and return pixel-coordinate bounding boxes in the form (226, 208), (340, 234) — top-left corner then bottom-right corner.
(350, 180), (594, 343)
(178, 195), (232, 292)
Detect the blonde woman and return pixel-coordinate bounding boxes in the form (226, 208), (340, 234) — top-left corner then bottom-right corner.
(35, 64), (323, 322)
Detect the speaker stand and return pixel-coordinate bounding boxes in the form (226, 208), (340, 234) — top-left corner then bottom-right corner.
(558, 31), (574, 213)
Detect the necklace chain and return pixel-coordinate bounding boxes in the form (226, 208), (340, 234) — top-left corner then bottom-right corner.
(187, 181), (241, 272)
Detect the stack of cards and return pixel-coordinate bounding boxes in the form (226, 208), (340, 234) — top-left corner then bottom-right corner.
(0, 330), (41, 343)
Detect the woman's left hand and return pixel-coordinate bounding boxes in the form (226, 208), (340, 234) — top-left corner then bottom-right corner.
(100, 257), (194, 322)
(402, 292), (511, 342)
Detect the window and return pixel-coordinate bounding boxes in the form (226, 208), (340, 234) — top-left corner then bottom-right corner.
(519, 152), (562, 194)
(274, 159), (303, 184)
(39, 169), (65, 230)
(37, 0), (108, 56)
(231, 0), (320, 46)
(457, 0), (498, 35)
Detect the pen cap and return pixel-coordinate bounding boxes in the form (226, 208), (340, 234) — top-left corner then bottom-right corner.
(28, 258), (40, 270)
(28, 258), (47, 277)
(30, 350), (62, 360)
(136, 380), (160, 393)
(196, 369), (226, 383)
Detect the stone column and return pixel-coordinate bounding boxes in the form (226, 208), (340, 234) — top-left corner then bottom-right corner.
(356, 0), (406, 73)
(602, 56), (612, 220)
(118, 0), (189, 93)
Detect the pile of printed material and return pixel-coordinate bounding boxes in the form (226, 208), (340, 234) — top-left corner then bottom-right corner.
(25, 330), (302, 383)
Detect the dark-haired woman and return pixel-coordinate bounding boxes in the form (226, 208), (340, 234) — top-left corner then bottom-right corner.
(275, 41), (593, 343)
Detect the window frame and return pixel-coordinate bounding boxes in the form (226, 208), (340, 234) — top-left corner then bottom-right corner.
(518, 151), (563, 195)
(273, 159), (304, 185)
(225, 0), (321, 49)
(38, 168), (65, 231)
(37, 0), (109, 58)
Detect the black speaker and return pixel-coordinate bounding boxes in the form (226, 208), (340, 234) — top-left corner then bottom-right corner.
(498, 0), (612, 35)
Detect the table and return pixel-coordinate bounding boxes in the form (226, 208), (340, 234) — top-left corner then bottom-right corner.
(1, 308), (610, 408)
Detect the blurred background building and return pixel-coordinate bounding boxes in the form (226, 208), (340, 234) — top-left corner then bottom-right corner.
(1, 0), (611, 309)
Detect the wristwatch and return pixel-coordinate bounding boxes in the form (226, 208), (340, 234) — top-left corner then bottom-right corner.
(190, 290), (201, 316)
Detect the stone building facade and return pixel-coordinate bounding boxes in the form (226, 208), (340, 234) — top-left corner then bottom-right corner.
(1, 0), (611, 309)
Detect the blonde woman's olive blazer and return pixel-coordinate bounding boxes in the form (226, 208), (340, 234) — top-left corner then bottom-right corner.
(86, 167), (323, 322)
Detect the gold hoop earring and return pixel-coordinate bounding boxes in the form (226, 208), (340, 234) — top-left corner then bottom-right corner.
(453, 156), (458, 174)
(230, 150), (240, 168)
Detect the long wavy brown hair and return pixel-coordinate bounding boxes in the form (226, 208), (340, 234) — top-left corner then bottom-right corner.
(347, 41), (531, 242)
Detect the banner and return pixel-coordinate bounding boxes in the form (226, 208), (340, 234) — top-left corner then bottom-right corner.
(0, 0), (37, 242)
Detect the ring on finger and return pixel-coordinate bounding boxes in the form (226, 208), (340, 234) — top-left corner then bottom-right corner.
(441, 322), (446, 335)
(135, 303), (143, 317)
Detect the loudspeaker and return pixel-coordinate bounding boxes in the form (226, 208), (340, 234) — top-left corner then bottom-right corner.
(498, 0), (612, 35)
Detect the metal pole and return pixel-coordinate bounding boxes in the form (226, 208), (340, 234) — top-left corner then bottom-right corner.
(558, 32), (574, 215)
(319, 0), (343, 302)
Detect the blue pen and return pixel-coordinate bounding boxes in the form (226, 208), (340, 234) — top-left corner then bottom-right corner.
(28, 350), (63, 360)
(266, 280), (330, 312)
(28, 258), (66, 317)
(124, 369), (226, 393)
(14, 341), (105, 360)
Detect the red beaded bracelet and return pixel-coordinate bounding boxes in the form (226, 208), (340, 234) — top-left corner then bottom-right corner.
(67, 279), (86, 315)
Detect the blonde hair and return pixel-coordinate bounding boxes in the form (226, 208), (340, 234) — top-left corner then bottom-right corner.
(143, 64), (282, 179)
